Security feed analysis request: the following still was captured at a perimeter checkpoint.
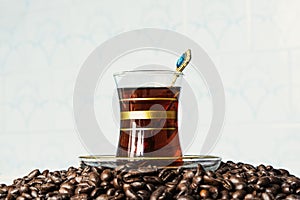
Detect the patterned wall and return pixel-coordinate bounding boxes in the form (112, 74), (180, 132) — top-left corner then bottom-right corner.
(0, 0), (299, 183)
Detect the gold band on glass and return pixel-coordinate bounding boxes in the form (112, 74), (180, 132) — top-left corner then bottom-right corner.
(120, 98), (177, 102)
(120, 127), (176, 131)
(121, 111), (176, 120)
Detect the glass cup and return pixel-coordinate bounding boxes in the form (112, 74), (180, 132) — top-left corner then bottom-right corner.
(114, 70), (183, 159)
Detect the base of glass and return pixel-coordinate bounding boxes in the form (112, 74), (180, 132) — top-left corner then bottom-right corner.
(79, 155), (221, 171)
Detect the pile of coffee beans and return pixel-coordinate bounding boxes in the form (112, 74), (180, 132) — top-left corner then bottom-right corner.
(0, 161), (299, 199)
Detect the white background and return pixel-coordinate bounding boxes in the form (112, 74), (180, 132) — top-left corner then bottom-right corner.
(0, 0), (300, 183)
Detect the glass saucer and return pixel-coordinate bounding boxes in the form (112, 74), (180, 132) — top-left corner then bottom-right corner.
(79, 155), (221, 171)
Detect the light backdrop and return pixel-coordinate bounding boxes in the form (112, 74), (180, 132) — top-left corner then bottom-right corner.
(0, 0), (299, 183)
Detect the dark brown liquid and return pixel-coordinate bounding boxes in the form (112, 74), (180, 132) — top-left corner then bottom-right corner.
(116, 87), (182, 161)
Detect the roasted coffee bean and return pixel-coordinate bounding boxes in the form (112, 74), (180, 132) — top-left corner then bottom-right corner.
(183, 170), (194, 180)
(287, 177), (300, 188)
(286, 194), (300, 200)
(279, 169), (290, 176)
(191, 176), (202, 189)
(8, 187), (19, 197)
(115, 166), (127, 176)
(222, 173), (231, 180)
(123, 183), (131, 191)
(0, 187), (7, 193)
(21, 192), (31, 199)
(29, 178), (43, 185)
(124, 187), (138, 199)
(235, 181), (247, 190)
(106, 188), (115, 196)
(275, 193), (287, 199)
(42, 169), (49, 177)
(28, 169), (40, 180)
(100, 181), (110, 190)
(31, 189), (38, 198)
(195, 164), (205, 176)
(59, 187), (70, 195)
(220, 190), (229, 199)
(208, 186), (218, 198)
(101, 169), (112, 182)
(192, 176), (202, 185)
(90, 187), (104, 198)
(150, 186), (166, 200)
(87, 179), (97, 187)
(130, 181), (145, 190)
(232, 189), (246, 199)
(123, 172), (142, 183)
(75, 175), (83, 183)
(221, 179), (233, 190)
(257, 176), (270, 187)
(89, 172), (100, 185)
(265, 184), (280, 194)
(146, 183), (155, 192)
(244, 193), (256, 200)
(162, 171), (176, 182)
(60, 182), (75, 191)
(198, 184), (211, 190)
(258, 164), (267, 172)
(230, 175), (245, 185)
(66, 171), (77, 179)
(262, 192), (274, 200)
(177, 183), (189, 194)
(282, 184), (292, 194)
(158, 168), (170, 178)
(203, 175), (220, 186)
(199, 189), (209, 198)
(113, 176), (122, 189)
(51, 176), (62, 184)
(13, 178), (23, 186)
(242, 164), (256, 171)
(41, 183), (56, 193)
(254, 183), (263, 191)
(75, 184), (94, 194)
(19, 184), (29, 194)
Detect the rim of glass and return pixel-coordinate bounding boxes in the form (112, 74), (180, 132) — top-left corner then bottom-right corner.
(113, 69), (183, 77)
(79, 155), (221, 160)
